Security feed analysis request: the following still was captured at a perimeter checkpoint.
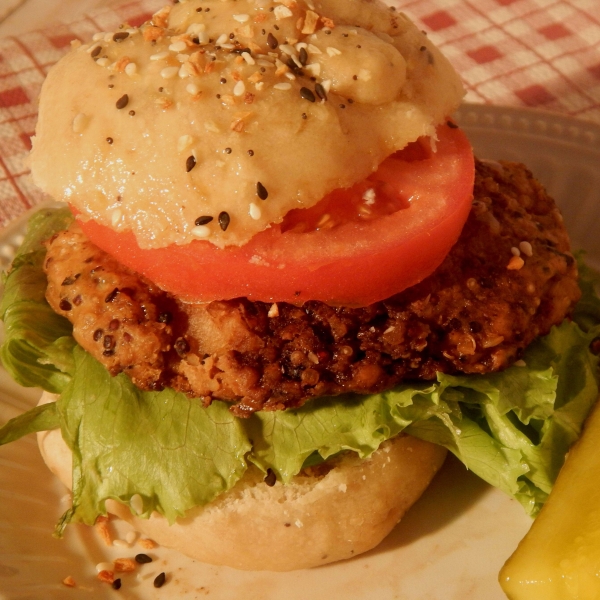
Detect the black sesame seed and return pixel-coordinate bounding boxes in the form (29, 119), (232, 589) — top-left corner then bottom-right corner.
(300, 87), (316, 102)
(218, 211), (230, 231)
(196, 6), (202, 11)
(352, 74), (358, 80)
(264, 469), (276, 487)
(62, 274), (80, 286)
(59, 299), (72, 311)
(135, 553), (153, 564)
(420, 45), (427, 52)
(267, 32), (278, 49)
(106, 137), (114, 144)
(205, 7), (210, 11)
(129, 110), (136, 116)
(116, 94), (129, 109)
(229, 33), (235, 39)
(299, 47), (308, 66)
(113, 31), (130, 42)
(91, 45), (102, 58)
(247, 149), (254, 156)
(103, 335), (115, 350)
(93, 329), (104, 342)
(112, 578), (122, 590)
(256, 181), (269, 200)
(158, 312), (173, 324)
(447, 120), (459, 129)
(174, 338), (190, 357)
(195, 215), (214, 226)
(315, 83), (327, 101)
(220, 77), (227, 84)
(105, 288), (119, 303)
(273, 24), (279, 30)
(224, 147), (232, 154)
(186, 155), (197, 172)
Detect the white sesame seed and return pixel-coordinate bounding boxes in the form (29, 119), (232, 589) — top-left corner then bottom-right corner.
(169, 40), (187, 52)
(96, 562), (113, 573)
(384, 326), (395, 334)
(187, 83), (201, 95)
(249, 203), (262, 220)
(362, 188), (376, 205)
(241, 52), (255, 65)
(268, 303), (279, 318)
(257, 59), (275, 68)
(233, 13), (250, 23)
(216, 33), (228, 45)
(177, 135), (193, 152)
(326, 47), (342, 57)
(179, 64), (190, 78)
(273, 82), (292, 90)
(111, 210), (122, 226)
(307, 43), (321, 54)
(519, 241), (533, 257)
(220, 43), (235, 50)
(284, 72), (296, 80)
(161, 66), (179, 79)
(126, 28), (137, 36)
(125, 531), (137, 544)
(274, 5), (293, 19)
(125, 62), (137, 76)
(104, 32), (114, 42)
(321, 79), (332, 93)
(255, 82), (265, 90)
(295, 42), (308, 51)
(279, 44), (295, 56)
(130, 494), (143, 515)
(233, 81), (246, 96)
(113, 539), (130, 548)
(511, 246), (521, 257)
(187, 23), (206, 35)
(92, 32), (105, 41)
(196, 31), (210, 45)
(205, 120), (220, 133)
(192, 226), (211, 238)
(96, 57), (109, 67)
(72, 113), (89, 134)
(150, 51), (170, 61)
(304, 63), (321, 76)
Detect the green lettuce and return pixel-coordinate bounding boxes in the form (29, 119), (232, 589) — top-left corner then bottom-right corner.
(1, 208), (599, 532)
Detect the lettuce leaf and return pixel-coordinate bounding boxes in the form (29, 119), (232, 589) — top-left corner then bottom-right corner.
(1, 208), (599, 530)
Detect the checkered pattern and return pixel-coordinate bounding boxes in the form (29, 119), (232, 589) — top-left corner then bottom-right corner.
(0, 0), (598, 228)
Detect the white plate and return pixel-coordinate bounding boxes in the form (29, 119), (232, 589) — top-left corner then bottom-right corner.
(1, 104), (600, 600)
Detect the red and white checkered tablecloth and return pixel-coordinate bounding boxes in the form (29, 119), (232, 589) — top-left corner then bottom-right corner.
(0, 0), (598, 228)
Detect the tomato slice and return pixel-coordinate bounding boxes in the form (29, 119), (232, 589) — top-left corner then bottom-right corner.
(77, 123), (474, 307)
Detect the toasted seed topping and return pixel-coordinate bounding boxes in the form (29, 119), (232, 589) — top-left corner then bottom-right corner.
(105, 288), (119, 302)
(218, 211), (231, 231)
(116, 94), (129, 109)
(113, 32), (130, 42)
(91, 45), (102, 58)
(256, 181), (268, 200)
(300, 87), (316, 102)
(267, 32), (278, 49)
(195, 215), (214, 226)
(264, 469), (277, 487)
(186, 155), (197, 172)
(135, 553), (153, 564)
(59, 299), (72, 311)
(315, 83), (327, 101)
(112, 579), (122, 590)
(153, 572), (167, 588)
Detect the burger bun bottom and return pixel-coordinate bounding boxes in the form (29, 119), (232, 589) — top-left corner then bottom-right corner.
(37, 391), (447, 571)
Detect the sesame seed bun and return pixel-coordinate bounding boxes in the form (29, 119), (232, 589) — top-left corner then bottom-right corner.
(37, 392), (446, 571)
(30, 0), (463, 250)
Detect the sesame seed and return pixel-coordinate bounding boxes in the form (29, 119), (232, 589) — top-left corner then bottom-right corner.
(301, 112), (307, 119)
(130, 494), (143, 515)
(116, 94), (129, 109)
(233, 81), (246, 96)
(218, 211), (231, 231)
(125, 62), (137, 76)
(106, 137), (114, 144)
(249, 203), (262, 220)
(169, 40), (187, 52)
(299, 47), (308, 65)
(96, 562), (113, 573)
(113, 539), (129, 548)
(247, 149), (254, 156)
(161, 66), (179, 79)
(113, 31), (129, 42)
(242, 52), (255, 65)
(233, 14), (250, 23)
(186, 155), (197, 172)
(96, 57), (110, 67)
(187, 83), (201, 95)
(300, 87), (316, 102)
(273, 82), (292, 90)
(256, 181), (269, 200)
(224, 147), (232, 154)
(91, 45), (102, 58)
(129, 110), (135, 116)
(192, 225), (211, 238)
(220, 77), (227, 84)
(519, 241), (533, 256)
(125, 531), (136, 544)
(267, 32), (278, 49)
(135, 554), (153, 564)
(195, 216), (213, 226)
(154, 573), (167, 589)
(150, 51), (170, 61)
(315, 83), (327, 101)
(112, 579), (122, 590)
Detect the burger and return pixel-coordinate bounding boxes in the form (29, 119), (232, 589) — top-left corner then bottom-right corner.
(1, 0), (599, 574)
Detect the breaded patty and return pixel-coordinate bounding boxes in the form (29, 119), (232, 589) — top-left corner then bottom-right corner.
(44, 160), (580, 415)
